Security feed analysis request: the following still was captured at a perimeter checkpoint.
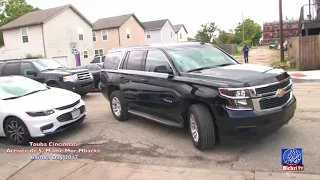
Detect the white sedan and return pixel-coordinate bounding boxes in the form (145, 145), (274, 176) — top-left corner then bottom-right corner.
(0, 76), (86, 145)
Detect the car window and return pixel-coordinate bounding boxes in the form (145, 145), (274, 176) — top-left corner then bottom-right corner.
(103, 51), (122, 69)
(145, 50), (171, 73)
(124, 51), (145, 71)
(101, 56), (106, 62)
(2, 63), (21, 76)
(86, 64), (99, 71)
(21, 62), (37, 75)
(92, 57), (100, 63)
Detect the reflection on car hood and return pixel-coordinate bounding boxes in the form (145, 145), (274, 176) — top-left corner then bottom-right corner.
(186, 64), (288, 87)
(3, 87), (81, 111)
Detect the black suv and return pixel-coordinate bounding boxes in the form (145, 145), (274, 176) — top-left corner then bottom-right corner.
(0, 59), (94, 96)
(100, 42), (296, 151)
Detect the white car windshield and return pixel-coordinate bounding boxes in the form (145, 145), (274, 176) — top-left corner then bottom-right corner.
(167, 45), (237, 72)
(0, 77), (48, 100)
(33, 59), (65, 71)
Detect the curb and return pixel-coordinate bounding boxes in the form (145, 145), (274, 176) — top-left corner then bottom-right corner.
(292, 78), (320, 83)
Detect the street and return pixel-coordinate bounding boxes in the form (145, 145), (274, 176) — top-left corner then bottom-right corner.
(1, 81), (319, 175)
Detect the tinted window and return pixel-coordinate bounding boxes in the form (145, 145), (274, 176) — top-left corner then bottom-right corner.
(92, 57), (100, 63)
(125, 51), (144, 71)
(145, 50), (171, 72)
(21, 62), (36, 75)
(86, 64), (99, 71)
(2, 63), (20, 76)
(103, 52), (122, 69)
(101, 56), (106, 62)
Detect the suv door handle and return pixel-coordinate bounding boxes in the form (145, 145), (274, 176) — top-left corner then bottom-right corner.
(140, 78), (148, 82)
(119, 75), (124, 79)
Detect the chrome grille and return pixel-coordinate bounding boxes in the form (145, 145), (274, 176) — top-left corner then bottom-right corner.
(255, 78), (291, 95)
(77, 71), (91, 81)
(259, 92), (291, 110)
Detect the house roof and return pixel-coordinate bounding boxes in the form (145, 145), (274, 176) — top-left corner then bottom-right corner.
(142, 19), (169, 30)
(93, 13), (144, 30)
(173, 24), (188, 33)
(0, 4), (93, 31)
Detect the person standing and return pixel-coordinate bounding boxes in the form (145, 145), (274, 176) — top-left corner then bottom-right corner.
(243, 44), (249, 63)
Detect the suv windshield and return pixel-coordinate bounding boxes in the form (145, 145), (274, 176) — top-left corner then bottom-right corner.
(0, 76), (48, 100)
(33, 59), (65, 71)
(167, 45), (237, 72)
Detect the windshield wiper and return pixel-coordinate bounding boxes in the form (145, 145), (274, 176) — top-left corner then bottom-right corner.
(187, 66), (216, 73)
(3, 96), (22, 100)
(3, 89), (47, 100)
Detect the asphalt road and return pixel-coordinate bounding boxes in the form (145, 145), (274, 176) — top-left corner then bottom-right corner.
(1, 82), (320, 174)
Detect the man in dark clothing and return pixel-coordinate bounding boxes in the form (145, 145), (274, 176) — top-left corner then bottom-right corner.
(242, 45), (249, 63)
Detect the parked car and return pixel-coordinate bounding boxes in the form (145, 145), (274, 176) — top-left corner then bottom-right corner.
(77, 64), (103, 91)
(0, 76), (86, 145)
(90, 55), (106, 64)
(100, 42), (296, 151)
(0, 59), (94, 96)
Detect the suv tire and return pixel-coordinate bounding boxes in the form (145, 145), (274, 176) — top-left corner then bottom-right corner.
(110, 90), (130, 121)
(188, 104), (216, 151)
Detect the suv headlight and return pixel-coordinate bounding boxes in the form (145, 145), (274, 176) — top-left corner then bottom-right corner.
(63, 74), (78, 82)
(89, 71), (93, 79)
(218, 88), (253, 110)
(26, 110), (54, 117)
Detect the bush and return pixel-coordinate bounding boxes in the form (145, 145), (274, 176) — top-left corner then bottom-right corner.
(25, 54), (44, 59)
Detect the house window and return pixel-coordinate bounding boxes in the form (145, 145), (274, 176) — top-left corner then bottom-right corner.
(93, 31), (96, 41)
(126, 28), (130, 39)
(146, 31), (151, 38)
(83, 50), (88, 58)
(78, 27), (84, 40)
(180, 33), (182, 39)
(170, 31), (173, 38)
(102, 30), (108, 40)
(21, 28), (28, 43)
(95, 48), (104, 56)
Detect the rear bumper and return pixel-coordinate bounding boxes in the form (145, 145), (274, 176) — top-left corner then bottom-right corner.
(216, 95), (296, 141)
(61, 79), (94, 94)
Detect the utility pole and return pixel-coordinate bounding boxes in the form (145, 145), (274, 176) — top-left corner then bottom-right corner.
(279, 0), (284, 62)
(242, 12), (245, 46)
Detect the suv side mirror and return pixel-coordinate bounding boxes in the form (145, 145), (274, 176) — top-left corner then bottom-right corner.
(26, 70), (37, 76)
(154, 65), (174, 77)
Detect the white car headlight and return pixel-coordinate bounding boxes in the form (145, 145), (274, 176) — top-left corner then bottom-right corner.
(26, 110), (55, 117)
(63, 74), (78, 82)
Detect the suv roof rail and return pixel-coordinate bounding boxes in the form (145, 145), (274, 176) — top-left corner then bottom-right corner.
(0, 58), (23, 62)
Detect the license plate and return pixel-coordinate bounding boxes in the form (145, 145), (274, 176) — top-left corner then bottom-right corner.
(71, 109), (80, 119)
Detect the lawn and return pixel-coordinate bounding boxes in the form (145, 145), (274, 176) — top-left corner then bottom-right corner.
(232, 46), (243, 56)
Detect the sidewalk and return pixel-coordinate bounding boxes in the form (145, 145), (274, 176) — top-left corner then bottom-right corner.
(1, 153), (320, 180)
(288, 70), (320, 82)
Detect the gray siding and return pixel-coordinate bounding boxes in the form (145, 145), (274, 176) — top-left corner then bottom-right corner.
(160, 21), (176, 43)
(145, 30), (161, 44)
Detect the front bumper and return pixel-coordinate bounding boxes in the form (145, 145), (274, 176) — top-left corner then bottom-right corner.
(23, 99), (87, 137)
(61, 79), (94, 94)
(216, 95), (296, 141)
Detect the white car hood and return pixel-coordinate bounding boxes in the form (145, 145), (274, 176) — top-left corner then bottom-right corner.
(4, 87), (81, 111)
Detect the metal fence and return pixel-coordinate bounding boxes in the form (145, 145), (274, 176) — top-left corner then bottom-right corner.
(214, 44), (238, 54)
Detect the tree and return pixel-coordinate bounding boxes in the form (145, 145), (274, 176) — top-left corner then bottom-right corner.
(0, 0), (39, 46)
(217, 30), (237, 44)
(234, 19), (262, 46)
(195, 22), (218, 44)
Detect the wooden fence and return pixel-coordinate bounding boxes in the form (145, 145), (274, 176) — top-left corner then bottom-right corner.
(287, 35), (320, 70)
(215, 44), (238, 54)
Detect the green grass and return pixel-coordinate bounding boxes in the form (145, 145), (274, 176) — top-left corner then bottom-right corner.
(271, 61), (299, 72)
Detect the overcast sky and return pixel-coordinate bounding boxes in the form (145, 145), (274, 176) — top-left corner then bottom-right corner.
(26, 0), (307, 37)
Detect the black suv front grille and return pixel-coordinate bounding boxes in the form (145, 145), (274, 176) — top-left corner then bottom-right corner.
(255, 79), (290, 94)
(259, 93), (291, 110)
(57, 105), (86, 122)
(56, 100), (80, 110)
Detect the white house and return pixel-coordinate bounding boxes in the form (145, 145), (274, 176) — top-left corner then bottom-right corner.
(174, 24), (188, 42)
(142, 19), (177, 44)
(0, 4), (94, 68)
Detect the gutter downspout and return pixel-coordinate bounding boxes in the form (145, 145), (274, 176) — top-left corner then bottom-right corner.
(41, 24), (47, 58)
(117, 28), (121, 47)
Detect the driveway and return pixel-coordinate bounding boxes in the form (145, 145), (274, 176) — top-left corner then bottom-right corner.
(0, 82), (320, 175)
